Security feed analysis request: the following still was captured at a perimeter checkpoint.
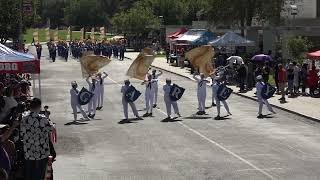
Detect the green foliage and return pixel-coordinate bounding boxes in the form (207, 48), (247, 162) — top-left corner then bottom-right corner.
(41, 0), (66, 28)
(112, 4), (160, 35)
(0, 0), (21, 43)
(287, 36), (312, 62)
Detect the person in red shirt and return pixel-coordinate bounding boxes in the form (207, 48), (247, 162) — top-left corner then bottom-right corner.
(308, 66), (319, 97)
(277, 64), (287, 101)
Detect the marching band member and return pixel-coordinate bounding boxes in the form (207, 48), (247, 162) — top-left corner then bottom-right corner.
(121, 80), (141, 120)
(96, 72), (108, 110)
(151, 69), (163, 108)
(142, 74), (158, 117)
(212, 76), (232, 120)
(163, 78), (181, 120)
(86, 76), (99, 118)
(256, 75), (276, 118)
(211, 73), (217, 107)
(70, 81), (90, 121)
(193, 72), (210, 115)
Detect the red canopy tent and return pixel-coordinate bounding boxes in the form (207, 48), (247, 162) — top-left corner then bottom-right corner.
(167, 27), (188, 40)
(0, 43), (41, 98)
(307, 50), (320, 60)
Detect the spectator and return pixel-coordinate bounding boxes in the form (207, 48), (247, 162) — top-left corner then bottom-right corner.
(36, 43), (42, 60)
(20, 98), (54, 180)
(247, 61), (255, 90)
(274, 63), (280, 94)
(287, 63), (294, 97)
(293, 62), (300, 95)
(278, 64), (287, 102)
(262, 62), (270, 83)
(237, 63), (247, 92)
(301, 63), (308, 96)
(308, 66), (319, 97)
(0, 168), (8, 180)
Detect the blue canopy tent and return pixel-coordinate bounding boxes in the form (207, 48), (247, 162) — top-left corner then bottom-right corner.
(175, 29), (216, 46)
(209, 31), (255, 47)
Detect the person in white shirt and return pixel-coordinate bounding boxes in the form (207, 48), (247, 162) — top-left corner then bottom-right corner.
(121, 80), (140, 121)
(86, 76), (99, 118)
(212, 76), (231, 120)
(70, 81), (90, 121)
(142, 74), (158, 117)
(256, 75), (276, 119)
(193, 73), (210, 115)
(151, 69), (163, 108)
(96, 72), (108, 110)
(163, 78), (181, 120)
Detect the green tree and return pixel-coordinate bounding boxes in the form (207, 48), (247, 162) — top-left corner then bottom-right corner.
(41, 0), (66, 28)
(112, 4), (160, 36)
(0, 0), (21, 43)
(287, 36), (312, 63)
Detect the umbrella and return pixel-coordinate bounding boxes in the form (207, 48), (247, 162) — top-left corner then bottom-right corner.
(251, 54), (272, 62)
(227, 56), (244, 65)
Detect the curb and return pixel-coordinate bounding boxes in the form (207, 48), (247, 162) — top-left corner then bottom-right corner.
(126, 56), (320, 123)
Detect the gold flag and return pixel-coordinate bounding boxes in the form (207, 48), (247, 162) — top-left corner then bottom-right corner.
(126, 47), (155, 80)
(80, 28), (84, 41)
(80, 55), (111, 78)
(90, 27), (95, 40)
(100, 27), (105, 40)
(66, 26), (72, 41)
(32, 29), (39, 43)
(45, 28), (50, 42)
(186, 45), (215, 77)
(53, 29), (59, 42)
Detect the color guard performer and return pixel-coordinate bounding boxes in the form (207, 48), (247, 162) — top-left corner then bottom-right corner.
(86, 76), (99, 118)
(70, 81), (90, 121)
(96, 72), (108, 110)
(121, 80), (141, 120)
(142, 74), (158, 117)
(193, 72), (210, 115)
(163, 78), (181, 120)
(256, 75), (276, 118)
(212, 76), (232, 120)
(151, 69), (163, 108)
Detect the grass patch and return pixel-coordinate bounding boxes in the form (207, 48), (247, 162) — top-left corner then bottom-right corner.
(23, 28), (113, 43)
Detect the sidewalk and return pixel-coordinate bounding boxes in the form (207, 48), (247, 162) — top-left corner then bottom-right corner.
(125, 52), (320, 121)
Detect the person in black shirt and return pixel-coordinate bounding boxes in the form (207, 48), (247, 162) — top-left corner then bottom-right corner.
(287, 63), (294, 97)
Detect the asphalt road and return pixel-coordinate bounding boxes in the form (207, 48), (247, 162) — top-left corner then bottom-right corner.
(29, 46), (320, 180)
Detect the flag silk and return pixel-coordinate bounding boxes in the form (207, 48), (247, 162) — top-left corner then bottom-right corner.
(261, 83), (276, 99)
(32, 29), (39, 43)
(66, 26), (71, 41)
(186, 45), (215, 77)
(80, 28), (84, 41)
(78, 87), (94, 105)
(80, 55), (111, 78)
(91, 28), (95, 40)
(217, 84), (233, 101)
(125, 85), (141, 102)
(126, 47), (155, 80)
(100, 27), (105, 40)
(45, 28), (50, 42)
(169, 84), (185, 101)
(54, 29), (59, 42)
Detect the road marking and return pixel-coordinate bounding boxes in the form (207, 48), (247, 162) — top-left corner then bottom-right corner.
(107, 76), (277, 180)
(236, 168), (284, 172)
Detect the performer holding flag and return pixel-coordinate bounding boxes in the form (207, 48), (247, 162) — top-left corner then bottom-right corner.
(163, 78), (182, 120)
(142, 74), (158, 117)
(86, 76), (99, 118)
(96, 72), (108, 110)
(256, 75), (276, 119)
(212, 76), (232, 120)
(151, 69), (163, 108)
(193, 72), (210, 115)
(121, 80), (141, 121)
(70, 81), (90, 121)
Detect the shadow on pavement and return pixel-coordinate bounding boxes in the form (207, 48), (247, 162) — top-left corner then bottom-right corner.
(184, 116), (212, 120)
(214, 116), (231, 121)
(118, 119), (138, 124)
(161, 117), (183, 123)
(64, 121), (89, 126)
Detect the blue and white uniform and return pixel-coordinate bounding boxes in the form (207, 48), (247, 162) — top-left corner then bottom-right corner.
(163, 84), (180, 117)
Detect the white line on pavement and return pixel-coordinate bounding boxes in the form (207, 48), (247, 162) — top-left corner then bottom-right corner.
(107, 76), (277, 180)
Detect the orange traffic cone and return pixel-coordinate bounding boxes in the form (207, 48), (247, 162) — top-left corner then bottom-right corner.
(45, 156), (53, 180)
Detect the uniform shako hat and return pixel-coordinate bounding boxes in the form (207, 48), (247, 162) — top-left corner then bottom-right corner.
(256, 75), (263, 80)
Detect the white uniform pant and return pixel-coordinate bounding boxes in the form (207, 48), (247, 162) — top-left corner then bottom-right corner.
(97, 87), (104, 107)
(164, 98), (179, 117)
(258, 97), (273, 114)
(122, 98), (139, 119)
(197, 92), (206, 111)
(88, 95), (97, 115)
(71, 103), (89, 121)
(145, 91), (154, 113)
(215, 97), (230, 116)
(153, 84), (158, 105)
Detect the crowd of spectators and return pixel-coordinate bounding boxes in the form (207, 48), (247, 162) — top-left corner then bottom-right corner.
(0, 73), (56, 180)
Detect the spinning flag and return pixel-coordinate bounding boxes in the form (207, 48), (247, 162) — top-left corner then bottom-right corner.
(78, 87), (94, 105)
(100, 27), (105, 40)
(125, 85), (141, 102)
(32, 29), (39, 43)
(217, 84), (233, 101)
(261, 83), (276, 99)
(186, 45), (215, 77)
(80, 55), (111, 78)
(66, 26), (72, 41)
(169, 84), (185, 101)
(126, 47), (155, 80)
